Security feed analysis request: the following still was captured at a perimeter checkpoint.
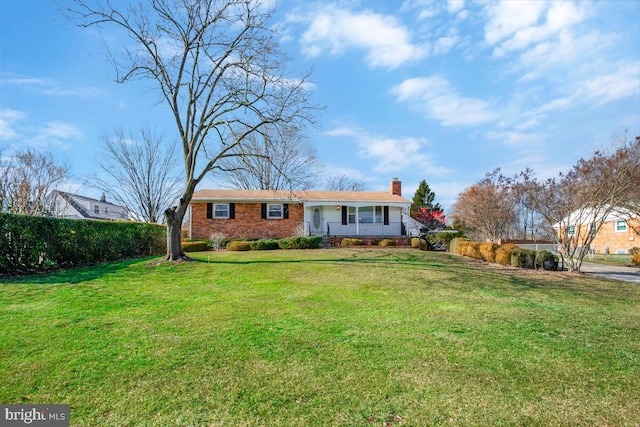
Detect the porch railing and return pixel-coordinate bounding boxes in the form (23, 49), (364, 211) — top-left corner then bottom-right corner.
(307, 222), (405, 236)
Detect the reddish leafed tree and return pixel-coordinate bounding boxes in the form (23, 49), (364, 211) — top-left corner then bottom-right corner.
(415, 207), (446, 230)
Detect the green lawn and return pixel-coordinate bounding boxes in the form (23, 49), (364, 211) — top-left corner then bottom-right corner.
(1, 249), (639, 426)
(585, 253), (634, 267)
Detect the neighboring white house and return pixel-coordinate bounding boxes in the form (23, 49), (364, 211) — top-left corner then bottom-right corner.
(50, 191), (128, 221)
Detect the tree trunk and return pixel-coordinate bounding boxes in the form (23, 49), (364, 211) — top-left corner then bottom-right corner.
(164, 205), (189, 261)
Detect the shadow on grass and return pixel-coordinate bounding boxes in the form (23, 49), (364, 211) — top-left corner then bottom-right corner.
(191, 251), (449, 269)
(0, 256), (163, 285)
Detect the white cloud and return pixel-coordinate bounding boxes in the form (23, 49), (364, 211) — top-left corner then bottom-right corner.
(484, 1), (586, 58)
(324, 126), (358, 137)
(433, 35), (458, 55)
(485, 130), (540, 146)
(391, 75), (498, 126)
(2, 75), (104, 98)
(296, 4), (426, 69)
(325, 125), (451, 175)
(38, 121), (82, 140)
(0, 109), (27, 140)
(484, 0), (548, 46)
(447, 0), (465, 14)
(578, 62), (640, 106)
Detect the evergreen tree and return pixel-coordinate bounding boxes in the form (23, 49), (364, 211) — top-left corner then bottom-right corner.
(411, 179), (445, 231)
(411, 180), (441, 215)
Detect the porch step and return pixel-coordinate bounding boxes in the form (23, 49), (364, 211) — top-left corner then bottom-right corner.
(320, 235), (331, 248)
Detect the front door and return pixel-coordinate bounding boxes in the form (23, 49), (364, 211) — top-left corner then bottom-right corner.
(311, 206), (323, 234)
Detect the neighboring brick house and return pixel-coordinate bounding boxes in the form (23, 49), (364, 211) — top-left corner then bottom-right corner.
(558, 208), (639, 254)
(189, 178), (412, 240)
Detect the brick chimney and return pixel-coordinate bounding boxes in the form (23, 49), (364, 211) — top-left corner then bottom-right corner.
(389, 178), (401, 196)
(100, 193), (106, 203)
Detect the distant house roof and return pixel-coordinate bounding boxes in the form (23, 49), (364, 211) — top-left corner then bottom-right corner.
(52, 190), (128, 220)
(191, 189), (411, 205)
(553, 205), (638, 228)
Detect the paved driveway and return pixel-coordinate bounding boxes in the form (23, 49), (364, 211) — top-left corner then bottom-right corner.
(579, 262), (640, 283)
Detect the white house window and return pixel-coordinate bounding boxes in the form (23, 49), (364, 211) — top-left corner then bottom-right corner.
(94, 205), (99, 214)
(567, 225), (575, 236)
(105, 207), (109, 214)
(348, 207), (356, 224)
(589, 223), (597, 235)
(615, 220), (627, 232)
(214, 204), (229, 218)
(358, 206), (383, 223)
(268, 204), (283, 219)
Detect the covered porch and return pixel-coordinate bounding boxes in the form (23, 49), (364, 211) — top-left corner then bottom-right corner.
(304, 202), (408, 237)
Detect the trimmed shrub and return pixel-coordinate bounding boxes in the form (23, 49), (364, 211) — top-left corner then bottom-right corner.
(479, 242), (499, 263)
(450, 237), (469, 254)
(631, 253), (640, 266)
(536, 250), (559, 270)
(454, 240), (472, 256)
(495, 244), (518, 266)
(250, 239), (279, 250)
(411, 237), (420, 248)
(225, 241), (251, 251)
(630, 247), (640, 256)
(182, 241), (209, 252)
(277, 236), (322, 249)
(425, 231), (460, 251)
(511, 248), (538, 269)
(463, 241), (483, 260)
(341, 238), (363, 246)
(379, 239), (396, 247)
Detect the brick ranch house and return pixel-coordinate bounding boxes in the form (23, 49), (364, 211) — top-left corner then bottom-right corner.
(556, 207), (640, 254)
(188, 178), (412, 243)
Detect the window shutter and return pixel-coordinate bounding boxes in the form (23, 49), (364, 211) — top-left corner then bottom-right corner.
(342, 206), (347, 225)
(283, 203), (289, 219)
(229, 203), (235, 219)
(261, 203), (267, 219)
(206, 203), (213, 219)
(383, 206), (389, 225)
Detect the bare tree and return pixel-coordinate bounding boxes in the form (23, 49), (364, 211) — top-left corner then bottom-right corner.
(0, 148), (70, 216)
(450, 169), (517, 243)
(519, 133), (639, 272)
(325, 175), (367, 191)
(66, 0), (317, 260)
(217, 124), (321, 190)
(615, 135), (640, 235)
(88, 128), (182, 223)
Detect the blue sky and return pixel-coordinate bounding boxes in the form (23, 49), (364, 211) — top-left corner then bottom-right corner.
(1, 0), (639, 213)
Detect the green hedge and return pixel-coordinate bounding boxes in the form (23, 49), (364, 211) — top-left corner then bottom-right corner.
(277, 236), (322, 249)
(182, 241), (209, 252)
(226, 241), (252, 251)
(250, 239), (280, 250)
(511, 248), (558, 270)
(0, 213), (166, 275)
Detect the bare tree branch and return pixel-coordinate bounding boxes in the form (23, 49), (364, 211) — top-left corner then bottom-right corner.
(86, 128), (182, 223)
(0, 148), (70, 216)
